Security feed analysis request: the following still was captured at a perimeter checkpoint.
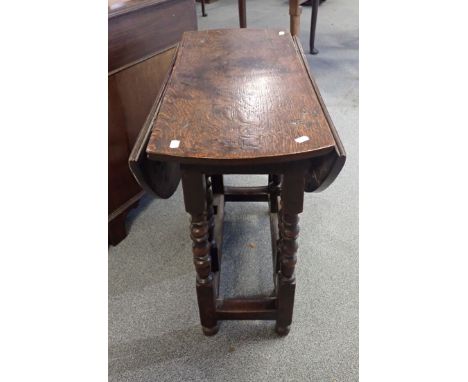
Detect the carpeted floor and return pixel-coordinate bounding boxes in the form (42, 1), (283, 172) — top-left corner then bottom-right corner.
(109, 0), (358, 380)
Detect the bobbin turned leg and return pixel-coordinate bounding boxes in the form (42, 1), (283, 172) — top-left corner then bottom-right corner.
(182, 172), (218, 336)
(275, 169), (305, 335)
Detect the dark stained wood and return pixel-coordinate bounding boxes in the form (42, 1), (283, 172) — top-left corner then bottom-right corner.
(275, 167), (304, 335)
(146, 29), (336, 165)
(108, 0), (197, 245)
(216, 298), (277, 320)
(182, 171), (219, 336)
(238, 0), (247, 28)
(112, 48), (177, 146)
(131, 29), (346, 335)
(293, 35), (346, 191)
(211, 175), (224, 194)
(213, 193), (225, 294)
(224, 186), (269, 202)
(108, 195), (142, 245)
(108, 79), (142, 213)
(309, 0), (320, 54)
(108, 211), (129, 246)
(108, 0), (197, 73)
(128, 46), (181, 199)
(109, 49), (178, 242)
(268, 174), (281, 212)
(269, 210), (280, 279)
(206, 176), (219, 272)
(200, 0), (206, 17)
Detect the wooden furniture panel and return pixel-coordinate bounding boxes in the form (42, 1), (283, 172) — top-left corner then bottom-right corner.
(109, 0), (197, 73)
(112, 48), (177, 147)
(108, 79), (142, 213)
(108, 0), (197, 245)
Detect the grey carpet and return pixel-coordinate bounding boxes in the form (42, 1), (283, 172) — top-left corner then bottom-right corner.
(109, 0), (358, 380)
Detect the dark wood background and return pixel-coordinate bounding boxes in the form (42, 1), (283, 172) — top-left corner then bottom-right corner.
(108, 0), (197, 245)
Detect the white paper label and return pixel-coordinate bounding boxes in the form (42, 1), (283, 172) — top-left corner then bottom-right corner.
(169, 140), (180, 148)
(295, 136), (310, 143)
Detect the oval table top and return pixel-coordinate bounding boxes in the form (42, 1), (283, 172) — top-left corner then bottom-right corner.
(146, 28), (337, 165)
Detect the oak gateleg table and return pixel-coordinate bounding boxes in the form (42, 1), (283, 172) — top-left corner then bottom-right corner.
(130, 28), (345, 336)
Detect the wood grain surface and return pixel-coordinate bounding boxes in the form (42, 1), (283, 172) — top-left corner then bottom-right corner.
(108, 0), (197, 73)
(108, 0), (197, 244)
(128, 46), (182, 199)
(146, 29), (336, 165)
(111, 47), (177, 147)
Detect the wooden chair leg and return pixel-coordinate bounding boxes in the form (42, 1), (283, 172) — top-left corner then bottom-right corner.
(238, 0), (247, 28)
(201, 0), (207, 17)
(275, 169), (304, 335)
(289, 0), (302, 36)
(182, 171), (218, 335)
(309, 0), (319, 54)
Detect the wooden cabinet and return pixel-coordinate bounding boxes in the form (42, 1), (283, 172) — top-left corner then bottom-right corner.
(108, 0), (197, 245)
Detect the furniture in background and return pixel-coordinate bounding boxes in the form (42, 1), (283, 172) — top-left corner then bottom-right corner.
(199, 0), (207, 17)
(108, 0), (197, 245)
(198, 0), (303, 36)
(302, 0), (326, 54)
(309, 0), (320, 54)
(196, 0), (218, 17)
(198, 0), (324, 54)
(130, 29), (345, 335)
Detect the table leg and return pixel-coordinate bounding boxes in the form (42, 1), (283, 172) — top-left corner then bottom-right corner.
(238, 0), (246, 28)
(211, 174), (224, 194)
(205, 176), (219, 272)
(268, 174), (281, 213)
(275, 169), (304, 335)
(289, 0), (302, 36)
(309, 0), (319, 54)
(182, 171), (219, 335)
(201, 0), (207, 17)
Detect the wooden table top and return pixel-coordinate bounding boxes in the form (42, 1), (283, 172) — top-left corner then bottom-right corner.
(146, 29), (337, 165)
